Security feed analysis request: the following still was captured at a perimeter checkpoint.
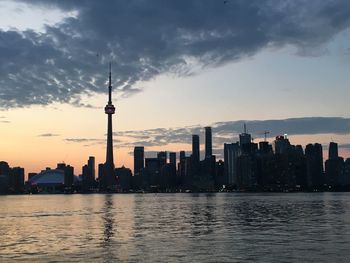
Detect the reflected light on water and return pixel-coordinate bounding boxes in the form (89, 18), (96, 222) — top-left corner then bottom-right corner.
(1, 193), (350, 262)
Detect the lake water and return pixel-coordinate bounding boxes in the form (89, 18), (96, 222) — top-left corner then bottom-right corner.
(1, 193), (350, 262)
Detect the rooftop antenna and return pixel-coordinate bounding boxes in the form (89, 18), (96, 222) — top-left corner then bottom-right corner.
(244, 123), (247, 134)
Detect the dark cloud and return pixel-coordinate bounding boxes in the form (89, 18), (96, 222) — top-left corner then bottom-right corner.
(0, 0), (349, 107)
(115, 126), (202, 148)
(116, 117), (350, 148)
(64, 117), (350, 151)
(213, 117), (350, 137)
(338, 144), (350, 150)
(38, 133), (60, 137)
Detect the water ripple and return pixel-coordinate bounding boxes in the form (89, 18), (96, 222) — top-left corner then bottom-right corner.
(0, 193), (350, 262)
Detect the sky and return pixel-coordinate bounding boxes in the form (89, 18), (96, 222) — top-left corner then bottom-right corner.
(1, 0), (350, 176)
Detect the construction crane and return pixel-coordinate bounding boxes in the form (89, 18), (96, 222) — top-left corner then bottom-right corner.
(263, 131), (270, 142)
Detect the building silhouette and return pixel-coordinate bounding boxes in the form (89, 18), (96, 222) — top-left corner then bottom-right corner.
(169, 152), (176, 166)
(325, 142), (344, 187)
(9, 167), (25, 193)
(57, 163), (74, 188)
(224, 142), (240, 186)
(328, 142), (338, 159)
(82, 156), (96, 191)
(134, 146), (144, 176)
(145, 157), (161, 188)
(305, 143), (324, 189)
(88, 156), (95, 179)
(325, 156), (344, 187)
(274, 135), (291, 155)
(239, 123), (251, 147)
(178, 151), (186, 184)
(205, 127), (212, 159)
(157, 151), (167, 167)
(116, 166), (132, 191)
(192, 135), (200, 163)
(28, 173), (37, 181)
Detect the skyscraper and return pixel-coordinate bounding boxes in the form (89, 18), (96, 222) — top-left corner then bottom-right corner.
(224, 142), (241, 185)
(328, 142), (338, 160)
(205, 126), (212, 159)
(134, 146), (144, 176)
(305, 143), (324, 188)
(0, 161), (10, 176)
(88, 156), (95, 179)
(169, 152), (176, 166)
(274, 135), (291, 154)
(57, 163), (74, 187)
(101, 64), (117, 190)
(9, 167), (24, 193)
(157, 151), (167, 167)
(192, 134), (200, 163)
(179, 151), (186, 178)
(239, 123), (251, 147)
(82, 156), (95, 191)
(326, 142), (342, 187)
(179, 151), (186, 161)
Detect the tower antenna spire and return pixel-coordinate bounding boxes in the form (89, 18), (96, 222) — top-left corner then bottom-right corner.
(109, 62), (112, 85)
(103, 62), (116, 190)
(108, 62), (112, 103)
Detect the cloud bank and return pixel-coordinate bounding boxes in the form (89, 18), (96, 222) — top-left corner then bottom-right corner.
(65, 117), (350, 151)
(38, 133), (60, 137)
(0, 0), (349, 107)
(0, 116), (10, 123)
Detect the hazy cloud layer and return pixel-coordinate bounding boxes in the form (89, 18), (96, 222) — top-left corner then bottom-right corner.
(38, 133), (60, 137)
(65, 138), (103, 143)
(118, 117), (350, 148)
(64, 138), (121, 148)
(0, 116), (10, 123)
(213, 117), (350, 137)
(0, 0), (349, 107)
(66, 117), (350, 150)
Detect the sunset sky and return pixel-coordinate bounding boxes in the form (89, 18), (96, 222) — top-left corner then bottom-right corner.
(1, 0), (350, 176)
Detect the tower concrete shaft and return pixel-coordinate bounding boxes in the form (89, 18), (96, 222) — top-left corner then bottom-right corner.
(103, 63), (116, 189)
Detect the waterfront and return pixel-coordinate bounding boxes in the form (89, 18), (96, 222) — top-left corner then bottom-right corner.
(1, 193), (350, 262)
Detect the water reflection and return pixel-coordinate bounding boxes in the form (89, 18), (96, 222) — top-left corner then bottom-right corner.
(1, 193), (350, 262)
(189, 194), (216, 237)
(101, 194), (114, 243)
(100, 194), (115, 262)
(100, 194), (137, 262)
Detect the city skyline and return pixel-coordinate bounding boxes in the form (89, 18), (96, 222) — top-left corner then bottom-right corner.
(2, 1), (350, 262)
(3, 122), (350, 194)
(2, 115), (350, 177)
(1, 1), (350, 175)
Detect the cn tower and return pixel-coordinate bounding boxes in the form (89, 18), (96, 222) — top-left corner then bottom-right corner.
(102, 63), (117, 190)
